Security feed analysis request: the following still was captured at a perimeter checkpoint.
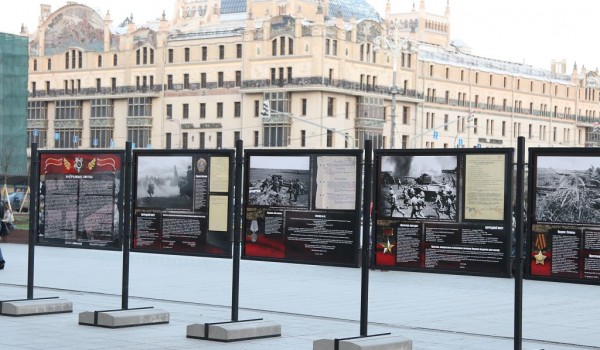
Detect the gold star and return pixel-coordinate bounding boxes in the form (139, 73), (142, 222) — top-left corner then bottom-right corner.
(382, 239), (395, 254)
(534, 250), (547, 265)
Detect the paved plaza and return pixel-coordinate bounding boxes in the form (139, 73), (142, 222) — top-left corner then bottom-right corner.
(0, 242), (598, 349)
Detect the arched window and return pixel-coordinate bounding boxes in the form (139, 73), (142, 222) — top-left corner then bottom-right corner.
(33, 59), (37, 71)
(98, 55), (102, 67)
(113, 54), (118, 66)
(47, 59), (52, 70)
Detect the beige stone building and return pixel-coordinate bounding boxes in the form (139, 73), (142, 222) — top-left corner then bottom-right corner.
(26, 0), (600, 153)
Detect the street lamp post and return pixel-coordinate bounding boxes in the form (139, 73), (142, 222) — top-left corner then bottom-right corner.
(374, 20), (402, 149)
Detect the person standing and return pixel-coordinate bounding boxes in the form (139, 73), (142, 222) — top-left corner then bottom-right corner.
(0, 201), (6, 269)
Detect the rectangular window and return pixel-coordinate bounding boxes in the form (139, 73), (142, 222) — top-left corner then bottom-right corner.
(234, 131), (240, 145)
(201, 73), (207, 88)
(234, 102), (241, 118)
(183, 73), (190, 89)
(237, 44), (242, 58)
(327, 97), (334, 117)
(219, 45), (225, 60)
(402, 106), (409, 124)
(326, 130), (333, 147)
(111, 78), (116, 92)
(254, 131), (259, 147)
(254, 100), (260, 117)
(263, 125), (290, 147)
(89, 127), (112, 148)
(54, 129), (82, 148)
(183, 103), (189, 119)
(166, 104), (172, 119)
(167, 75), (173, 90)
(280, 36), (285, 55)
(127, 126), (151, 149)
(301, 98), (307, 116)
(202, 46), (207, 61)
(168, 49), (173, 63)
(301, 130), (306, 147)
(528, 124), (533, 139)
(216, 132), (223, 149)
(218, 72), (224, 87)
(184, 48), (190, 62)
(90, 99), (114, 118)
(235, 70), (241, 87)
(200, 103), (206, 118)
(55, 100), (83, 120)
(217, 102), (223, 118)
(325, 39), (330, 55)
(127, 97), (152, 117)
(96, 78), (101, 93)
(199, 132), (205, 149)
(345, 102), (350, 119)
(182, 132), (189, 149)
(332, 40), (338, 56)
(166, 133), (171, 149)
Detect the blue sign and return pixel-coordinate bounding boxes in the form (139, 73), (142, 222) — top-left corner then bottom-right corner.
(433, 131), (439, 140)
(457, 138), (463, 146)
(476, 144), (482, 148)
(33, 128), (39, 137)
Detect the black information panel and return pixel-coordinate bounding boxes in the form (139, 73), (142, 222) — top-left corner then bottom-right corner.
(373, 149), (513, 276)
(37, 151), (124, 250)
(131, 150), (233, 257)
(527, 148), (600, 284)
(242, 150), (362, 267)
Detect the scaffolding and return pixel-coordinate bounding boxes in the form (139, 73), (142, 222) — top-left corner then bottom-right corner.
(0, 32), (29, 202)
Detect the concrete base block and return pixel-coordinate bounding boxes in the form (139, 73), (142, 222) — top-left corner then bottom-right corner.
(187, 319), (281, 342)
(78, 308), (169, 328)
(314, 334), (412, 350)
(0, 298), (73, 316)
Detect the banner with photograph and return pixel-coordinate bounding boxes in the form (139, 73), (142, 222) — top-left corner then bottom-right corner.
(242, 150), (362, 267)
(131, 150), (234, 257)
(527, 149), (600, 284)
(373, 149), (513, 276)
(37, 151), (124, 250)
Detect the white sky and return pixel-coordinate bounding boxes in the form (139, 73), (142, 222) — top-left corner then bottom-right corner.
(0, 0), (598, 73)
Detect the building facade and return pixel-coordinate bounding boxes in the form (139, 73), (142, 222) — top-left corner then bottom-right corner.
(25, 0), (600, 154)
(1, 32), (29, 186)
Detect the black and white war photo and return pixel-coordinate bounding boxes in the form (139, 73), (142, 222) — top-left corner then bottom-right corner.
(247, 155), (311, 208)
(380, 155), (458, 220)
(536, 155), (600, 224)
(136, 155), (193, 210)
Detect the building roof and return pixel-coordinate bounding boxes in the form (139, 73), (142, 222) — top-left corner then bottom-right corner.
(218, 0), (381, 22)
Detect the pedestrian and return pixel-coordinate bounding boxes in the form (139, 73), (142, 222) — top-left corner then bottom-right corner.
(0, 201), (7, 269)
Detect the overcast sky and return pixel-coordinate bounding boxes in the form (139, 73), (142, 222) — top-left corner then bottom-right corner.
(0, 0), (598, 73)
